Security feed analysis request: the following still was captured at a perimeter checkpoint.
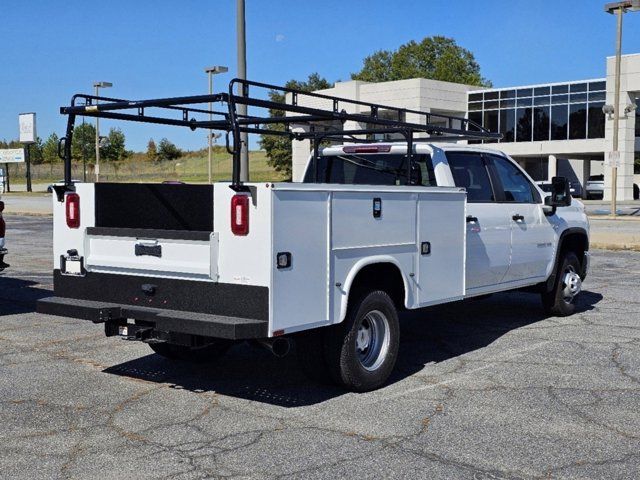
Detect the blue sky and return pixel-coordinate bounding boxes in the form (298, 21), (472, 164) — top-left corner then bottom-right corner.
(1, 0), (639, 152)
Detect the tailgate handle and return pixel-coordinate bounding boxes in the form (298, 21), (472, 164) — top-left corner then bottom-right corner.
(135, 242), (162, 258)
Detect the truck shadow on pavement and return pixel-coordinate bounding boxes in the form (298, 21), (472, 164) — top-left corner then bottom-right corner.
(104, 289), (603, 407)
(0, 277), (52, 317)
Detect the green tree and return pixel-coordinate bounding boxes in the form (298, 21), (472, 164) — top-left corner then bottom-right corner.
(28, 137), (44, 164)
(157, 138), (182, 162)
(351, 36), (491, 87)
(102, 127), (129, 162)
(42, 133), (60, 174)
(71, 123), (96, 163)
(259, 73), (332, 179)
(146, 138), (157, 162)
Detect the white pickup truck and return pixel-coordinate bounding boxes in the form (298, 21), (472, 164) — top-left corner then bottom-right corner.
(38, 80), (589, 391)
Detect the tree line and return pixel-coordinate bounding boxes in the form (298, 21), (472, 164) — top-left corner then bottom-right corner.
(0, 124), (183, 166)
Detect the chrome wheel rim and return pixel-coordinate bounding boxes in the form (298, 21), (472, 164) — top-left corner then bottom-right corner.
(562, 266), (582, 303)
(355, 310), (390, 371)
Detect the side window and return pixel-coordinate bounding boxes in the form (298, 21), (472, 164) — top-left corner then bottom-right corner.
(487, 155), (536, 203)
(305, 153), (436, 186)
(445, 152), (495, 203)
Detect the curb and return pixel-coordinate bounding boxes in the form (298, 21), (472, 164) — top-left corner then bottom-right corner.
(591, 242), (640, 252)
(4, 212), (53, 218)
(588, 215), (640, 222)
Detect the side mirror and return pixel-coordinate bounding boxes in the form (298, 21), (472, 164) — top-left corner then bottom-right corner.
(543, 176), (571, 213)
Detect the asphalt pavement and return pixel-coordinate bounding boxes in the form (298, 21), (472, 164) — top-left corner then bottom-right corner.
(0, 215), (639, 479)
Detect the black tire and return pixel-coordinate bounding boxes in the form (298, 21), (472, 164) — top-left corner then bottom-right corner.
(323, 290), (400, 392)
(541, 251), (582, 316)
(149, 340), (233, 363)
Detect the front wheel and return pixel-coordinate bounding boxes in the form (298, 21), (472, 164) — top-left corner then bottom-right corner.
(149, 340), (233, 363)
(324, 290), (400, 392)
(541, 251), (582, 316)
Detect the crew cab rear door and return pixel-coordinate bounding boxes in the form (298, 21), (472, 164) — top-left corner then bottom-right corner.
(485, 154), (555, 283)
(445, 151), (512, 291)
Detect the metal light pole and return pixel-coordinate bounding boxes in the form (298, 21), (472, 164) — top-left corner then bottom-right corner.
(93, 81), (112, 182)
(204, 66), (228, 183)
(605, 1), (640, 215)
(237, 0), (249, 181)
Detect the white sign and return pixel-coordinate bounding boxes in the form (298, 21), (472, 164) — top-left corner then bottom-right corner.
(18, 112), (37, 144)
(0, 148), (25, 164)
(604, 150), (621, 168)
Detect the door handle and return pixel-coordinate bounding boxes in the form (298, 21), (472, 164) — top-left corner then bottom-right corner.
(512, 214), (524, 222)
(466, 215), (478, 223)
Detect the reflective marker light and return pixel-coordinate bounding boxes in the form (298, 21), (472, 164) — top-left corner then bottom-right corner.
(276, 252), (292, 269)
(65, 193), (81, 229)
(230, 194), (249, 236)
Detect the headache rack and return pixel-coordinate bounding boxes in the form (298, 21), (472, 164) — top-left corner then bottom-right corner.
(55, 78), (501, 199)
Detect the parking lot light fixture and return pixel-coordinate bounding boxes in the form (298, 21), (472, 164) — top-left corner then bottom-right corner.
(93, 81), (113, 183)
(604, 1), (638, 215)
(204, 66), (228, 183)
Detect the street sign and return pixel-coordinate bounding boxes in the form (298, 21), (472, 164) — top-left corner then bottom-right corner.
(605, 150), (621, 168)
(18, 113), (37, 144)
(0, 148), (25, 163)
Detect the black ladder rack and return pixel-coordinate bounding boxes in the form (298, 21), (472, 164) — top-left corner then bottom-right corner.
(56, 78), (501, 198)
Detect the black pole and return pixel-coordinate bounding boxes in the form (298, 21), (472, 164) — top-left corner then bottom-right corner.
(25, 145), (32, 192)
(4, 164), (9, 193)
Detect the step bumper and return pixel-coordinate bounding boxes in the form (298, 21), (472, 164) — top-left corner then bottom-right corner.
(37, 296), (269, 340)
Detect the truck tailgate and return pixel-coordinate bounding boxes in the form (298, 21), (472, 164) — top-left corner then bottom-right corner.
(85, 228), (218, 280)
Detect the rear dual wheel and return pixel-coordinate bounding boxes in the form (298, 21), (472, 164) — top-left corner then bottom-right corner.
(298, 290), (400, 392)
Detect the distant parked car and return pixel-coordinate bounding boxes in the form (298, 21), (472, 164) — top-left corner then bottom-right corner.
(568, 180), (583, 198)
(584, 175), (604, 200)
(537, 180), (582, 198)
(47, 179), (80, 193)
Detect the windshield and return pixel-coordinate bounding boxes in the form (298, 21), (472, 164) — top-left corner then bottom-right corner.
(304, 153), (436, 186)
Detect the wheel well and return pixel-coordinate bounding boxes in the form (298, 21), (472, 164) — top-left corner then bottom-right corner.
(559, 230), (589, 277)
(348, 263), (406, 310)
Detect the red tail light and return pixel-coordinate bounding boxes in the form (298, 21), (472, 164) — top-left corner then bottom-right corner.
(343, 145), (391, 154)
(230, 194), (249, 236)
(66, 193), (80, 229)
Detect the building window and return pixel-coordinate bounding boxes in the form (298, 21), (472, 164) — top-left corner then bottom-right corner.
(500, 109), (515, 142)
(533, 106), (550, 141)
(588, 102), (605, 139)
(569, 103), (587, 139)
(364, 109), (406, 141)
(516, 108), (532, 142)
(551, 105), (568, 140)
(467, 80), (606, 144)
(483, 110), (499, 136)
(569, 82), (588, 93)
(636, 99), (639, 137)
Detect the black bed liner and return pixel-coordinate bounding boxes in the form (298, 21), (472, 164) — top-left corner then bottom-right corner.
(94, 183), (213, 231)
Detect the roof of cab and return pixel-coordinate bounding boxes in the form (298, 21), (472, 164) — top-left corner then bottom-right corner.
(320, 142), (507, 157)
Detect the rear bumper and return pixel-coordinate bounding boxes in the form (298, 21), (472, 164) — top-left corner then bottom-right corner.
(37, 296), (268, 340)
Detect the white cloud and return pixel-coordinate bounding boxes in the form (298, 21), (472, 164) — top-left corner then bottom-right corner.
(275, 34), (285, 43)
